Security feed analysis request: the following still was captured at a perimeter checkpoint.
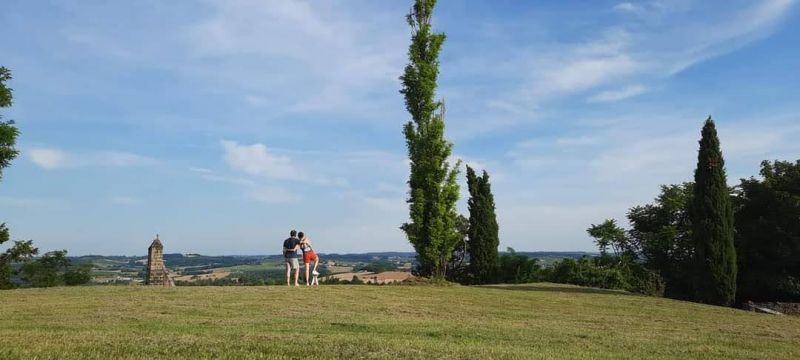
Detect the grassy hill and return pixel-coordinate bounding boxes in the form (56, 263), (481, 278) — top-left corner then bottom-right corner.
(1, 284), (798, 359)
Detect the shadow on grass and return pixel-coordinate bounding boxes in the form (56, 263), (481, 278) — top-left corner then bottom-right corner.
(480, 284), (637, 297)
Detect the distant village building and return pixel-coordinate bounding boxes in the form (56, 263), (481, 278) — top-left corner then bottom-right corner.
(145, 235), (174, 286)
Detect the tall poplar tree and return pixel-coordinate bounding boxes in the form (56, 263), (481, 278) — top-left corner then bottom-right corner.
(690, 117), (736, 306)
(466, 165), (499, 284)
(400, 0), (461, 279)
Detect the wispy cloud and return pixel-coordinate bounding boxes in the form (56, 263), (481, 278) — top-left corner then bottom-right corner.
(613, 2), (640, 14)
(478, 0), (796, 130)
(29, 147), (157, 170)
(588, 85), (647, 103)
(185, 1), (405, 115)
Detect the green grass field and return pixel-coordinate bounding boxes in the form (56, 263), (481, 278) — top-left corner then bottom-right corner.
(1, 283), (798, 359)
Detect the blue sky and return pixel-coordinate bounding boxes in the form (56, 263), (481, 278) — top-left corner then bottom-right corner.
(1, 0), (798, 255)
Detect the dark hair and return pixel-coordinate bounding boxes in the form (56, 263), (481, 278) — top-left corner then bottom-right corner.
(290, 230), (297, 237)
(298, 231), (305, 239)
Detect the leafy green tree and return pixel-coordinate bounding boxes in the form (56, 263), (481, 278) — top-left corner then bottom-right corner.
(0, 232), (38, 289)
(400, 0), (461, 279)
(21, 250), (70, 287)
(587, 219), (629, 258)
(627, 183), (695, 299)
(735, 160), (800, 301)
(497, 248), (541, 284)
(690, 117), (736, 306)
(466, 166), (499, 284)
(0, 67), (38, 289)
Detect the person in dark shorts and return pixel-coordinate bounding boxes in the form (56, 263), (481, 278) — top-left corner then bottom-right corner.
(283, 230), (301, 287)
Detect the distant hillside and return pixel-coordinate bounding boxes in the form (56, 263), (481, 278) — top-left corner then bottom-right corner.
(68, 251), (598, 285)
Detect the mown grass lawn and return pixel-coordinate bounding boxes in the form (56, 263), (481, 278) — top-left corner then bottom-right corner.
(1, 283), (798, 359)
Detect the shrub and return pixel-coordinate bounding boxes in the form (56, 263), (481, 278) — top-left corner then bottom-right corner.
(544, 256), (665, 296)
(64, 265), (92, 286)
(497, 248), (541, 284)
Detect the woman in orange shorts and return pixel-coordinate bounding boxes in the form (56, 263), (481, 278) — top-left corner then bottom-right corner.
(298, 232), (319, 286)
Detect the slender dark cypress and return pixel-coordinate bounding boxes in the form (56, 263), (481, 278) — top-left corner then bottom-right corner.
(466, 166), (499, 284)
(691, 117), (737, 306)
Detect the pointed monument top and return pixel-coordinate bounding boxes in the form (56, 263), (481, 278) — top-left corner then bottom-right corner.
(150, 234), (163, 249)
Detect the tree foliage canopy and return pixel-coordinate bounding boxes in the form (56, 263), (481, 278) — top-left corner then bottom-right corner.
(627, 183), (695, 299)
(587, 219), (629, 258)
(735, 160), (800, 301)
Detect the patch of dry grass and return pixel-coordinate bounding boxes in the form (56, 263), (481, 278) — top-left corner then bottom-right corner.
(1, 283), (798, 359)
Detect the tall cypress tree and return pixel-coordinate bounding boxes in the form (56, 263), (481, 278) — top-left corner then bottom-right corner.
(400, 0), (461, 279)
(466, 166), (499, 284)
(691, 117), (736, 306)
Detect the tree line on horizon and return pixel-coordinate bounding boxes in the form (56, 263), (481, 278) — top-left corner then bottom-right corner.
(398, 0), (798, 306)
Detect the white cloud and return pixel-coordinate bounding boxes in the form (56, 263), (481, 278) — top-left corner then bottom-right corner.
(221, 140), (297, 179)
(588, 85), (647, 103)
(613, 3), (639, 13)
(29, 148), (68, 169)
(190, 167), (212, 173)
(29, 147), (157, 169)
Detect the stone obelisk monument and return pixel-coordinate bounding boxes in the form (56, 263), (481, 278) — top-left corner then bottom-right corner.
(145, 235), (173, 286)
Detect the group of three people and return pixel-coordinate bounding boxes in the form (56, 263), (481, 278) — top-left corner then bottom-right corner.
(282, 230), (320, 286)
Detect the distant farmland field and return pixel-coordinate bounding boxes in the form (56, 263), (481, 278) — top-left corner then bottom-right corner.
(1, 284), (798, 359)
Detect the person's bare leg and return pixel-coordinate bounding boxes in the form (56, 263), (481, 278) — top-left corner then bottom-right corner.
(286, 262), (291, 286)
(305, 263), (310, 286)
(293, 266), (300, 286)
(312, 258), (319, 273)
